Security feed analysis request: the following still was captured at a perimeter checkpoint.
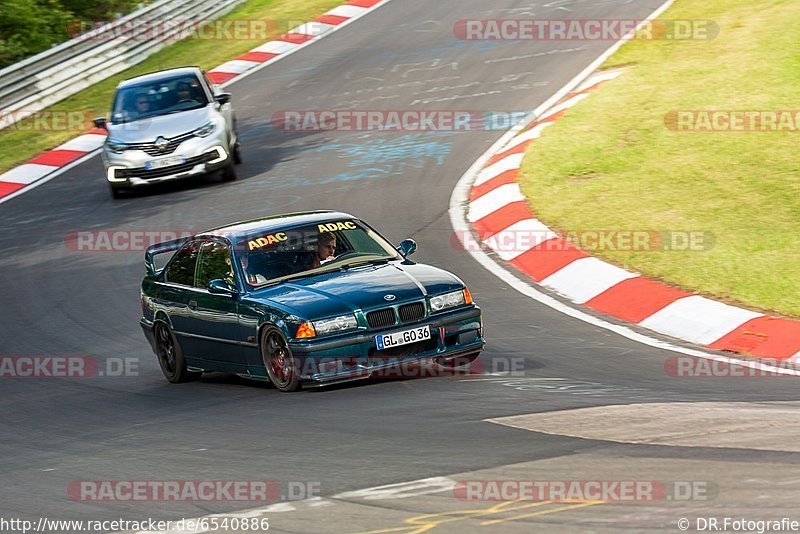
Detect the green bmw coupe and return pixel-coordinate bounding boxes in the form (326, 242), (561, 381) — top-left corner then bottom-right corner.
(140, 211), (484, 391)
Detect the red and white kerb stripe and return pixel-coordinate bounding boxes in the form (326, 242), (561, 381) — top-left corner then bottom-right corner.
(467, 69), (800, 362)
(206, 0), (384, 84)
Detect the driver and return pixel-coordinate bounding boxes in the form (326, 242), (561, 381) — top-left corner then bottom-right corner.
(176, 82), (195, 103)
(308, 231), (336, 269)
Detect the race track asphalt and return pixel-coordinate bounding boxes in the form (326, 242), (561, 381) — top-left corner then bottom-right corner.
(1, 0), (798, 531)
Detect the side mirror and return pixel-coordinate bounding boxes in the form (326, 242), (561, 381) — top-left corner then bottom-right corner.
(214, 93), (231, 106)
(92, 117), (107, 130)
(208, 278), (237, 295)
(397, 239), (417, 258)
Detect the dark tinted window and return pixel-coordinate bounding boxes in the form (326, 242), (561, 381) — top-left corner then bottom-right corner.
(238, 220), (398, 285)
(166, 241), (200, 286)
(110, 74), (208, 124)
(196, 241), (233, 288)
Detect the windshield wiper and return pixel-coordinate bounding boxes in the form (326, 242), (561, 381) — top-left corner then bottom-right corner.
(339, 258), (391, 270)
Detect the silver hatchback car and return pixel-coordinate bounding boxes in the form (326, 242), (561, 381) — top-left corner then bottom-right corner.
(94, 67), (242, 198)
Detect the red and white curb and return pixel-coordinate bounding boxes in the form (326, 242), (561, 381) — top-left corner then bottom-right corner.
(0, 0), (388, 205)
(462, 69), (800, 363)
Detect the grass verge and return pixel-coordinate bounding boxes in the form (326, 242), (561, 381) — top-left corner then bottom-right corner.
(518, 0), (800, 318)
(0, 0), (343, 174)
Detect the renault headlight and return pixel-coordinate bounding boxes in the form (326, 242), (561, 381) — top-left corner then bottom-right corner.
(193, 121), (216, 137)
(107, 139), (130, 153)
(429, 288), (472, 312)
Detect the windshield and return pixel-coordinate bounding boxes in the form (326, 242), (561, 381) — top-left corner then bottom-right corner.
(110, 74), (208, 124)
(234, 219), (399, 287)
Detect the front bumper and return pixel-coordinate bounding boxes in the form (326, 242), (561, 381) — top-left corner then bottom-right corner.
(104, 137), (230, 187)
(288, 305), (485, 385)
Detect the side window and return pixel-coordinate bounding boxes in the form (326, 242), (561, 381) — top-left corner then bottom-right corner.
(195, 241), (233, 289)
(166, 241), (200, 286)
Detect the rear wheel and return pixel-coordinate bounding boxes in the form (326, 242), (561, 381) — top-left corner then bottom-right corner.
(155, 323), (200, 383)
(261, 327), (301, 392)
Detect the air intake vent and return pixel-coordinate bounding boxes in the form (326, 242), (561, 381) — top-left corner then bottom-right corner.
(398, 302), (425, 323)
(366, 308), (396, 329)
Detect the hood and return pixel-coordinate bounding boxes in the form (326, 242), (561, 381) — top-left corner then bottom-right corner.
(247, 262), (464, 319)
(106, 106), (212, 143)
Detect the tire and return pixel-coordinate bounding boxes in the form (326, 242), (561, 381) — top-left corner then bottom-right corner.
(233, 139), (242, 164)
(434, 352), (481, 370)
(109, 185), (126, 199)
(155, 322), (200, 383)
(221, 161), (237, 181)
(261, 327), (301, 392)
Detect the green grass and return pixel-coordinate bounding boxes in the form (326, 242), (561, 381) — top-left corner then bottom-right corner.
(0, 0), (342, 174)
(518, 0), (800, 318)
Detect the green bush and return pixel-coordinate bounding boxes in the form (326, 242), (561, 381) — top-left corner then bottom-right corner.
(0, 0), (143, 68)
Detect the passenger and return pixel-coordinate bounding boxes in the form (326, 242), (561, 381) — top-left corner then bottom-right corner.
(134, 94), (150, 115)
(240, 254), (267, 286)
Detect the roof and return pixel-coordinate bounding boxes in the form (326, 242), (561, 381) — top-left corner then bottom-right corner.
(118, 67), (201, 89)
(196, 211), (358, 243)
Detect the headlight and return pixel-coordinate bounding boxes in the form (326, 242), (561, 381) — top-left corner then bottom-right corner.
(107, 139), (129, 153)
(193, 121), (216, 137)
(313, 314), (358, 336)
(429, 288), (472, 312)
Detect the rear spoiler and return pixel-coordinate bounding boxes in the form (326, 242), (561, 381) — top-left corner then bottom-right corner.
(144, 237), (190, 276)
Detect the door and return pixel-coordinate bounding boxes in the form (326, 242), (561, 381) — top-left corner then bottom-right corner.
(159, 240), (202, 357)
(188, 240), (247, 370)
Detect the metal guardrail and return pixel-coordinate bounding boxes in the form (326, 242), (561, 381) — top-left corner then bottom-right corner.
(0, 0), (244, 130)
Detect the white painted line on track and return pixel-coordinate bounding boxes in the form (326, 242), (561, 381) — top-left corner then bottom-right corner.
(484, 219), (556, 260)
(57, 133), (107, 152)
(540, 257), (639, 305)
(327, 5), (370, 18)
(0, 163), (57, 184)
(474, 153), (524, 187)
(467, 183), (525, 223)
(639, 296), (763, 345)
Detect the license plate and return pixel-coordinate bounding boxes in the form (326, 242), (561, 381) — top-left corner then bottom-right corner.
(376, 325), (431, 350)
(145, 156), (185, 170)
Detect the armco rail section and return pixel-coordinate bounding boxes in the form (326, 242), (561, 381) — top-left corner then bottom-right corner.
(0, 0), (243, 129)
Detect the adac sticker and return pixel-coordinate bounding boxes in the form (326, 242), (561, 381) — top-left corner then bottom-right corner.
(318, 221), (357, 233)
(248, 232), (288, 250)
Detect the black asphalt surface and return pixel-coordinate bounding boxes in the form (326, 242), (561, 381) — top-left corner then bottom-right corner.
(1, 0), (798, 529)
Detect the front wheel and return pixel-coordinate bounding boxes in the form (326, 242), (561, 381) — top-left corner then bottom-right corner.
(155, 323), (200, 383)
(109, 185), (126, 199)
(232, 139), (242, 164)
(221, 161), (237, 181)
(261, 327), (301, 392)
